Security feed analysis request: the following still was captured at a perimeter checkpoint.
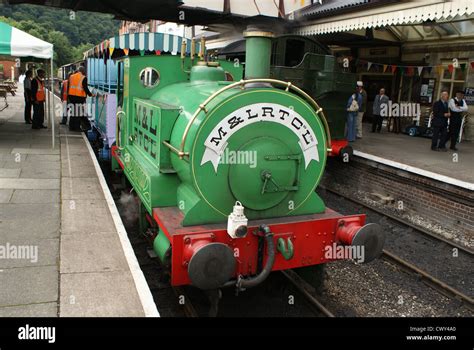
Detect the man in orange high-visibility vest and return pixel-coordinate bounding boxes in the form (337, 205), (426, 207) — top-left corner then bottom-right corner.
(60, 72), (72, 125)
(68, 66), (94, 132)
(31, 69), (47, 130)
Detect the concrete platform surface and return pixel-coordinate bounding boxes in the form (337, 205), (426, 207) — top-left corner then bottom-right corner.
(0, 86), (158, 317)
(353, 124), (474, 186)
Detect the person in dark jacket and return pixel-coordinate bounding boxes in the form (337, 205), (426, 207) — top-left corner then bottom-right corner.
(446, 90), (468, 151)
(431, 91), (450, 151)
(371, 88), (389, 133)
(23, 70), (33, 124)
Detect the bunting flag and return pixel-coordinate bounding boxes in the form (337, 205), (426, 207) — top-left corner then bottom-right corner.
(436, 65), (443, 76)
(155, 50), (161, 56)
(109, 47), (114, 56)
(345, 58), (474, 77)
(123, 48), (129, 56)
(140, 50), (145, 56)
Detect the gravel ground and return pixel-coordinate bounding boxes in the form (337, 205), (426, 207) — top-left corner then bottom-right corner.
(318, 187), (474, 298)
(322, 180), (474, 249)
(320, 259), (471, 317)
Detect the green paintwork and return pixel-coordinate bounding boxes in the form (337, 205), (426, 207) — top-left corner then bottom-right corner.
(277, 237), (294, 260)
(117, 53), (327, 226)
(152, 84), (327, 225)
(190, 65), (226, 83)
(153, 230), (171, 263)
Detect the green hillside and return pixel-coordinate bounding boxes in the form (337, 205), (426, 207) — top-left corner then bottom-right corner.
(0, 3), (119, 67)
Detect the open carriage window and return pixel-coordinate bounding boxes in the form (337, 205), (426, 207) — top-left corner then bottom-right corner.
(285, 39), (306, 67)
(139, 67), (160, 88)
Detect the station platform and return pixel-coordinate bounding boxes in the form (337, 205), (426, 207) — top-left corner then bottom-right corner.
(322, 123), (473, 245)
(0, 87), (158, 317)
(353, 124), (474, 189)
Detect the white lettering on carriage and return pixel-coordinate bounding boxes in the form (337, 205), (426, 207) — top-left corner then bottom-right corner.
(201, 103), (320, 172)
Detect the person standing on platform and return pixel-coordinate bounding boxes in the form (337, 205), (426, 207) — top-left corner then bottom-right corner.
(356, 81), (367, 139)
(371, 88), (389, 133)
(431, 90), (450, 152)
(346, 87), (362, 142)
(23, 70), (33, 124)
(60, 72), (72, 125)
(447, 90), (468, 151)
(68, 66), (94, 131)
(30, 69), (47, 130)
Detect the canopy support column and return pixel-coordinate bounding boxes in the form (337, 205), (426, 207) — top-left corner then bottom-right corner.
(50, 54), (55, 149)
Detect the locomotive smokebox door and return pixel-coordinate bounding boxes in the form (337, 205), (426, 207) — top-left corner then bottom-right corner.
(188, 243), (236, 290)
(229, 137), (297, 211)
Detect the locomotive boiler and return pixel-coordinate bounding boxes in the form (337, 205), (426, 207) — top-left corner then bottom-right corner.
(112, 27), (385, 294)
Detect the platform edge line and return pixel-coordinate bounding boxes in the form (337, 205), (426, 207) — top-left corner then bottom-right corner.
(353, 150), (474, 191)
(81, 133), (160, 317)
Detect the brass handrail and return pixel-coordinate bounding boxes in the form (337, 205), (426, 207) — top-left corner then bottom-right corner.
(176, 78), (332, 159)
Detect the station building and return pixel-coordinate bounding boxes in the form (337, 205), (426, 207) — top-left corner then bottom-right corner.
(293, 0), (474, 140)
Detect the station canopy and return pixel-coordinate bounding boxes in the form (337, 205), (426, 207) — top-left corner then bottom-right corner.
(84, 32), (203, 59)
(294, 0), (474, 40)
(0, 21), (53, 59)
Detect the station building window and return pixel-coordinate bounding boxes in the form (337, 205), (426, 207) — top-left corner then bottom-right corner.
(439, 60), (468, 97)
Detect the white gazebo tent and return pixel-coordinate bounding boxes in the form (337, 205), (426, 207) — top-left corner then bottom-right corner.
(0, 21), (55, 148)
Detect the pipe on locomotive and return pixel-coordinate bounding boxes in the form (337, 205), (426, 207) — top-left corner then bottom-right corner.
(223, 224), (275, 290)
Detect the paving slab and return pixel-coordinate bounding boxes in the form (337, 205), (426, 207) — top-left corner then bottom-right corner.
(0, 153), (27, 162)
(0, 168), (21, 178)
(60, 271), (144, 317)
(60, 233), (128, 274)
(11, 148), (60, 155)
(0, 265), (58, 307)
(61, 177), (104, 200)
(0, 189), (13, 203)
(61, 158), (98, 178)
(0, 203), (60, 239)
(20, 166), (60, 179)
(0, 178), (60, 190)
(26, 154), (61, 162)
(61, 199), (116, 235)
(0, 238), (59, 269)
(0, 302), (58, 317)
(11, 189), (60, 204)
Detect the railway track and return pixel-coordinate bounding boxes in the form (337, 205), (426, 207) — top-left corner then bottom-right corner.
(281, 270), (335, 317)
(321, 185), (474, 312)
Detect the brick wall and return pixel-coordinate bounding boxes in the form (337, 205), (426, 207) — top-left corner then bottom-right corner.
(321, 157), (474, 235)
